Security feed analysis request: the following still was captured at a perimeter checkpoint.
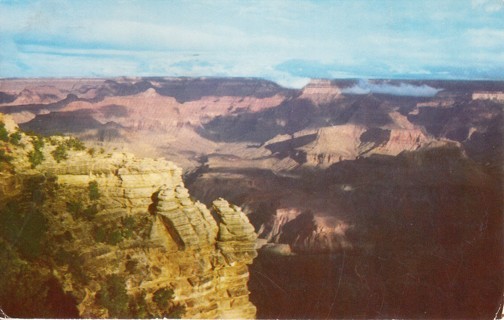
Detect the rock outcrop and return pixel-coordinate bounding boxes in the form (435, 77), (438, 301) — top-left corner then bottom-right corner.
(360, 128), (429, 156)
(300, 125), (366, 167)
(299, 79), (341, 104)
(472, 91), (504, 101)
(298, 125), (434, 168)
(257, 208), (352, 253)
(0, 114), (258, 318)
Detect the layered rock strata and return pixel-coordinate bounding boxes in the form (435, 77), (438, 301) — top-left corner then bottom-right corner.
(0, 114), (258, 318)
(298, 125), (434, 168)
(299, 79), (341, 104)
(472, 91), (504, 101)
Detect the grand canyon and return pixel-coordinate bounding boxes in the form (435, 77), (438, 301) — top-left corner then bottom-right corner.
(0, 77), (502, 318)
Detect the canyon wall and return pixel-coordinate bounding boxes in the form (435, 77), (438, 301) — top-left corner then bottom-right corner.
(0, 114), (258, 318)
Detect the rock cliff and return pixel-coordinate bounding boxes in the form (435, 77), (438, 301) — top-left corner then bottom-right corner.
(0, 114), (258, 318)
(299, 79), (341, 104)
(297, 125), (435, 168)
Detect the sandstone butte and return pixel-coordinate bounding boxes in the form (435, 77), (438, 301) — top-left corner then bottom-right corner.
(0, 113), (258, 318)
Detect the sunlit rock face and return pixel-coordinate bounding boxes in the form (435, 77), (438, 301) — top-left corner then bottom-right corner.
(0, 114), (258, 319)
(300, 125), (366, 167)
(299, 79), (342, 105)
(258, 208), (352, 253)
(296, 125), (435, 168)
(472, 91), (504, 101)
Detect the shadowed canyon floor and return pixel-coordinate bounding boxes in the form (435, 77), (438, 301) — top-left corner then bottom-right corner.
(0, 77), (503, 318)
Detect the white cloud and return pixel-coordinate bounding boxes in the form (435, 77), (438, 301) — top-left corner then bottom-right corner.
(466, 28), (504, 48)
(342, 80), (442, 97)
(1, 0), (503, 80)
(471, 0), (504, 12)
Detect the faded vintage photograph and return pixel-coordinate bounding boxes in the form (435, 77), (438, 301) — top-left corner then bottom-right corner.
(0, 0), (503, 318)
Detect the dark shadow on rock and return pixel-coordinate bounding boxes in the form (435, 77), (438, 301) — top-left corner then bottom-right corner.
(20, 110), (103, 135)
(0, 94), (81, 114)
(153, 77), (296, 103)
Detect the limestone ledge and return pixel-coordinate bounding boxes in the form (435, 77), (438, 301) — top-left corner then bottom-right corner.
(9, 147), (257, 318)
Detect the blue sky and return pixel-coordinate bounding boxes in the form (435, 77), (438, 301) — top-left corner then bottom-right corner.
(0, 0), (503, 87)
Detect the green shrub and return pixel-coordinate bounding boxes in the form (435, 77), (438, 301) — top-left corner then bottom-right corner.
(93, 226), (123, 245)
(82, 204), (98, 220)
(123, 216), (135, 229)
(0, 240), (22, 290)
(66, 200), (83, 219)
(16, 209), (47, 259)
(87, 147), (95, 157)
(0, 122), (8, 142)
(88, 181), (100, 200)
(0, 201), (48, 260)
(0, 149), (13, 162)
(67, 201), (98, 221)
(107, 230), (123, 245)
(65, 137), (85, 151)
(51, 144), (68, 163)
(25, 177), (46, 205)
(95, 274), (129, 318)
(166, 304), (186, 319)
(136, 216), (154, 240)
(28, 136), (45, 168)
(47, 137), (59, 146)
(0, 203), (24, 246)
(128, 290), (151, 318)
(93, 226), (107, 243)
(9, 131), (22, 146)
(53, 250), (88, 284)
(122, 228), (133, 239)
(152, 288), (185, 319)
(121, 216), (135, 239)
(43, 173), (59, 196)
(153, 288), (174, 309)
(28, 149), (44, 168)
(0, 149), (13, 171)
(31, 136), (44, 150)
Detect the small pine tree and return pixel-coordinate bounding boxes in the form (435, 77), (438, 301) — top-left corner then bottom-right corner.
(95, 274), (129, 318)
(28, 149), (44, 168)
(88, 181), (100, 200)
(0, 149), (13, 163)
(0, 122), (8, 142)
(51, 144), (68, 163)
(65, 137), (85, 151)
(153, 288), (174, 309)
(87, 147), (96, 157)
(9, 131), (22, 146)
(31, 136), (44, 150)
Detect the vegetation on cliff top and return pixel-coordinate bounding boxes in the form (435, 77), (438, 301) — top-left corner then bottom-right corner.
(0, 173), (80, 318)
(0, 137), (181, 319)
(95, 274), (130, 318)
(0, 121), (8, 142)
(1, 120), (89, 168)
(153, 288), (186, 318)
